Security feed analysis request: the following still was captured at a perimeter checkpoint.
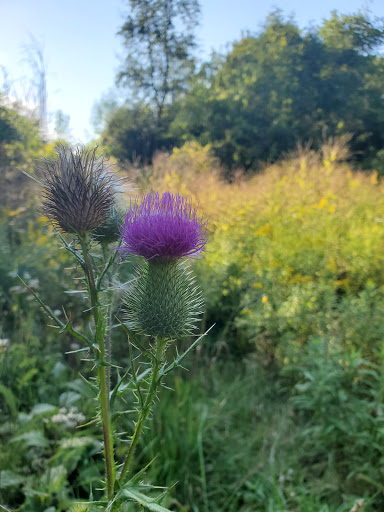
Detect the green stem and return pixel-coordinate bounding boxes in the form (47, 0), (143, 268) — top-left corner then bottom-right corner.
(119, 338), (166, 485)
(101, 242), (112, 398)
(79, 235), (115, 499)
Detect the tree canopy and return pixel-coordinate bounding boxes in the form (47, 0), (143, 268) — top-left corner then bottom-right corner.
(117, 0), (200, 118)
(103, 10), (384, 172)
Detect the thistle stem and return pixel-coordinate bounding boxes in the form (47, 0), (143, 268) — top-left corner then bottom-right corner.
(119, 338), (166, 485)
(79, 235), (115, 499)
(101, 242), (112, 398)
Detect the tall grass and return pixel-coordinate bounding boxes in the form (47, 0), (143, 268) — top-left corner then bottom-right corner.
(3, 140), (384, 510)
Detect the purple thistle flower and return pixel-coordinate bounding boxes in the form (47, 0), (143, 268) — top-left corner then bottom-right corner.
(119, 192), (207, 260)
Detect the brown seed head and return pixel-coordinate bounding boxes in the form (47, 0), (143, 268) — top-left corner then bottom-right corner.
(39, 145), (119, 235)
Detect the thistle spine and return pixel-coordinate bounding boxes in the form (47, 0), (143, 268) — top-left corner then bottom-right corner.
(125, 259), (204, 339)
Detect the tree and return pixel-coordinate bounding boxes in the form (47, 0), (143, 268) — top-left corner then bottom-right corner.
(172, 12), (311, 169)
(319, 11), (384, 53)
(101, 104), (174, 163)
(170, 11), (384, 171)
(91, 89), (121, 135)
(0, 99), (19, 146)
(107, 9), (384, 171)
(117, 0), (200, 118)
(0, 95), (44, 208)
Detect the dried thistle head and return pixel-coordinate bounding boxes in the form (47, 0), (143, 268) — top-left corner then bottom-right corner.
(38, 145), (119, 235)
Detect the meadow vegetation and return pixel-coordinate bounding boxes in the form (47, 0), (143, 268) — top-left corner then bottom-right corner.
(2, 131), (384, 510)
(2, 5), (384, 509)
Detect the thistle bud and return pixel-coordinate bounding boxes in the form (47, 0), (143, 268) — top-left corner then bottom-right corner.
(119, 192), (207, 339)
(125, 259), (204, 338)
(38, 145), (119, 235)
(92, 207), (122, 245)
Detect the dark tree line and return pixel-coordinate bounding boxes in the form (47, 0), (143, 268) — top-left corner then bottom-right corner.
(100, 6), (384, 172)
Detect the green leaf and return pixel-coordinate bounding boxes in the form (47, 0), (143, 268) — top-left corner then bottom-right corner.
(70, 504), (88, 512)
(68, 377), (98, 398)
(161, 324), (215, 377)
(115, 316), (154, 361)
(70, 502), (108, 512)
(0, 470), (25, 488)
(121, 488), (172, 512)
(45, 465), (67, 494)
(110, 368), (132, 410)
(0, 383), (18, 418)
(30, 403), (56, 416)
(69, 505), (91, 512)
(69, 501), (107, 511)
(12, 430), (49, 448)
(59, 391), (81, 407)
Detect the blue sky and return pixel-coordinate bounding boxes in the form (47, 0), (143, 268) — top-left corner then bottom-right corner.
(0, 0), (383, 141)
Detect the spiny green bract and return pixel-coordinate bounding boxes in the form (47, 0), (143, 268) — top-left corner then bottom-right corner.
(124, 259), (203, 339)
(92, 207), (122, 245)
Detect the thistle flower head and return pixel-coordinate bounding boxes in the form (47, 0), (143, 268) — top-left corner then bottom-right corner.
(38, 145), (119, 235)
(125, 259), (204, 339)
(119, 192), (207, 261)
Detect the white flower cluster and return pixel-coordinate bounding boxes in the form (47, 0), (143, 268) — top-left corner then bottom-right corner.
(51, 406), (85, 428)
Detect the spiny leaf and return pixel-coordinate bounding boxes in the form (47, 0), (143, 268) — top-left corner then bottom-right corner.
(161, 324), (215, 377)
(121, 488), (173, 512)
(110, 368), (132, 410)
(19, 276), (93, 347)
(115, 316), (154, 361)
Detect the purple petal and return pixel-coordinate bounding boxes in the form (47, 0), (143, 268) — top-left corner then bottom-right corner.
(119, 192), (207, 260)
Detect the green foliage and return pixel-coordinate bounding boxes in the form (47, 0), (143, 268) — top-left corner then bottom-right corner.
(103, 10), (384, 171)
(0, 298), (107, 510)
(0, 96), (46, 208)
(283, 339), (384, 503)
(137, 361), (372, 511)
(0, 392), (104, 511)
(320, 11), (384, 52)
(169, 11), (384, 171)
(0, 97), (44, 167)
(0, 101), (20, 145)
(117, 0), (200, 117)
(5, 108), (384, 511)
(0, 213), (85, 354)
(132, 141), (384, 509)
(101, 104), (174, 164)
(170, 143), (384, 362)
